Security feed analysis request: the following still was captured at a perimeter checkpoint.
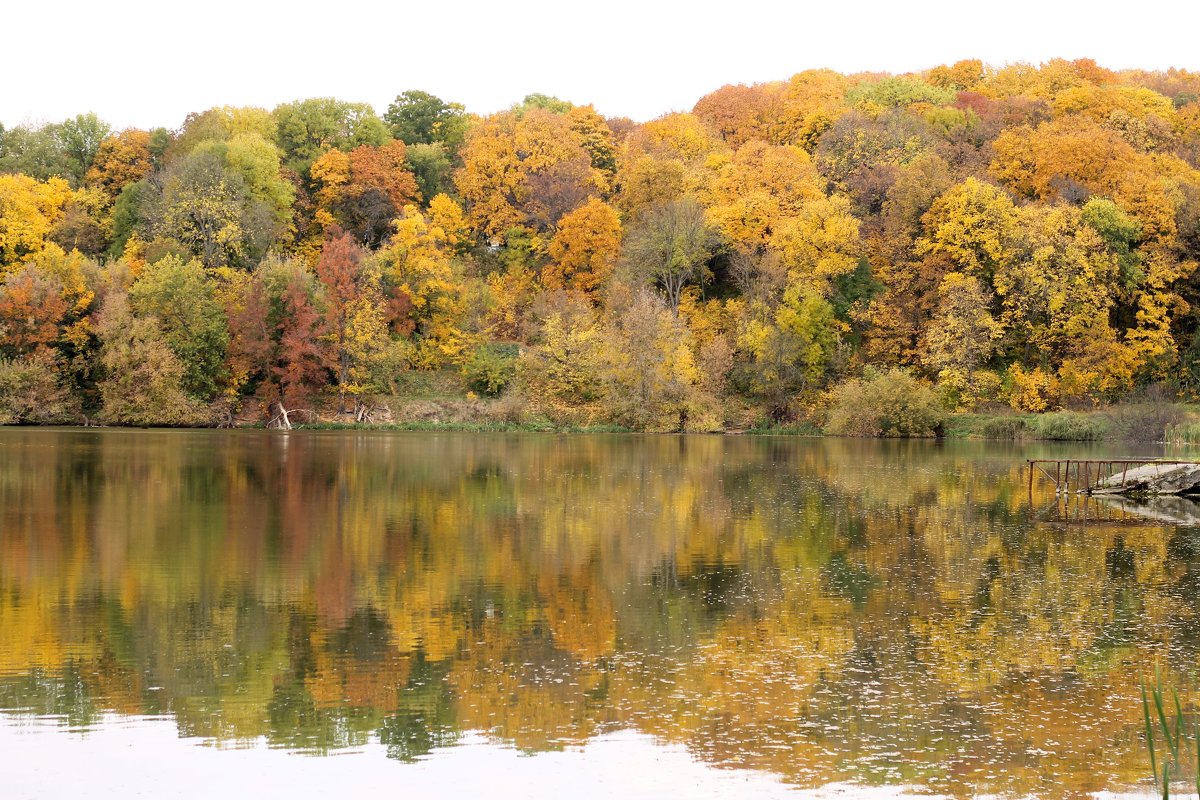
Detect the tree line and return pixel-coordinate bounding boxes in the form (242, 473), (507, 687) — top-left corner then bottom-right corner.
(2, 61), (1200, 429)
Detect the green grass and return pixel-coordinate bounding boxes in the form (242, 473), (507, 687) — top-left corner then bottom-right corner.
(943, 412), (1035, 440)
(946, 401), (1200, 442)
(947, 410), (1109, 441)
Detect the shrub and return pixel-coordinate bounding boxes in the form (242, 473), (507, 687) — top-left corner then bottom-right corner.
(462, 343), (519, 397)
(0, 349), (77, 424)
(1029, 411), (1108, 441)
(824, 369), (945, 437)
(1102, 402), (1186, 441)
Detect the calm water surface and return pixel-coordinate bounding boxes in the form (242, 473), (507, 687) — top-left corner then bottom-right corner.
(1, 428), (1197, 798)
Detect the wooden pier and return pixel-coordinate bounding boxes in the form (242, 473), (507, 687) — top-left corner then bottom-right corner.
(1027, 459), (1200, 495)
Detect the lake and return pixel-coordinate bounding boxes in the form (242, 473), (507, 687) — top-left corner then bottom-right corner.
(1, 428), (1196, 798)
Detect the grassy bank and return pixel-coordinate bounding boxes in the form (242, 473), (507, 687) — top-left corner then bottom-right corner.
(291, 402), (1199, 443)
(294, 420), (629, 434)
(946, 403), (1200, 442)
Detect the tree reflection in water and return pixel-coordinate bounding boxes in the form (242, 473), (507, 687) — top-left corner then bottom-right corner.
(0, 429), (1196, 796)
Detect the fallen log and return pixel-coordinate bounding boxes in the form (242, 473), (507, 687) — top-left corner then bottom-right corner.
(1091, 462), (1200, 497)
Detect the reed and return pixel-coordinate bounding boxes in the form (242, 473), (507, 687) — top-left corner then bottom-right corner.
(1140, 669), (1197, 797)
(1166, 422), (1200, 445)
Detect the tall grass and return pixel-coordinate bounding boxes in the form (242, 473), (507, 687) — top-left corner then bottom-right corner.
(1028, 412), (1109, 441)
(978, 416), (1028, 440)
(1166, 422), (1200, 446)
(1141, 669), (1199, 797)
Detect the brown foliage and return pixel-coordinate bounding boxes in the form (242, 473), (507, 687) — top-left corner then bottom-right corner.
(0, 264), (69, 356)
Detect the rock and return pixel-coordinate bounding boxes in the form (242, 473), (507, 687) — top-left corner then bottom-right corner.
(1091, 462), (1200, 497)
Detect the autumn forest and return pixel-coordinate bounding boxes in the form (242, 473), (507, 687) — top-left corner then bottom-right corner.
(3, 58), (1200, 430)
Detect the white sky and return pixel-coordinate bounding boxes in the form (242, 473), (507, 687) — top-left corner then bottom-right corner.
(2, 0), (1197, 131)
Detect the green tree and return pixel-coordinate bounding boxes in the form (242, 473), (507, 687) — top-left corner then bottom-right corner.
(272, 98), (389, 176)
(129, 255), (230, 400)
(825, 368), (944, 437)
(55, 113), (113, 186)
(622, 198), (717, 311)
(512, 93), (573, 116)
(384, 91), (468, 150)
(148, 150), (281, 267)
(95, 293), (204, 425)
(406, 143), (454, 204)
(0, 114), (112, 187)
(739, 285), (840, 417)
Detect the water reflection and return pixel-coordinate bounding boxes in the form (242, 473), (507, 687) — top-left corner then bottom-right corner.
(0, 429), (1196, 797)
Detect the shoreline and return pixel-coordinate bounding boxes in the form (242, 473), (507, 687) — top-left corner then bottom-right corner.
(5, 406), (1198, 444)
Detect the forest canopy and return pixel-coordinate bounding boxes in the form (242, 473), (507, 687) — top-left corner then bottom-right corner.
(3, 59), (1200, 429)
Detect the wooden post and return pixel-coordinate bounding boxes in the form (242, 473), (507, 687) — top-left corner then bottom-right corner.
(1028, 461), (1034, 495)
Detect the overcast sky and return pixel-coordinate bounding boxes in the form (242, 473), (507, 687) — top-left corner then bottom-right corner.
(3, 0), (1196, 131)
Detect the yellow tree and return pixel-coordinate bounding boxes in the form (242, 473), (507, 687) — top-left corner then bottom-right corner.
(769, 69), (848, 150)
(376, 205), (466, 367)
(85, 129), (154, 201)
(990, 117), (1184, 243)
(543, 198), (622, 298)
(915, 178), (1018, 278)
(774, 194), (862, 286)
(455, 110), (604, 239)
(738, 282), (839, 417)
(565, 105), (617, 181)
(614, 155), (688, 217)
(614, 113), (724, 219)
(857, 154), (955, 366)
(704, 141), (822, 253)
(926, 59), (985, 92)
(427, 193), (470, 255)
(0, 175), (73, 271)
(995, 205), (1133, 397)
(600, 288), (715, 432)
(922, 272), (1002, 404)
(518, 295), (605, 422)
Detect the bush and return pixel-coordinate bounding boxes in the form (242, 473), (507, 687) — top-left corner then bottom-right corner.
(462, 343), (519, 397)
(824, 369), (945, 437)
(0, 349), (77, 424)
(1029, 411), (1108, 441)
(1102, 402), (1186, 441)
